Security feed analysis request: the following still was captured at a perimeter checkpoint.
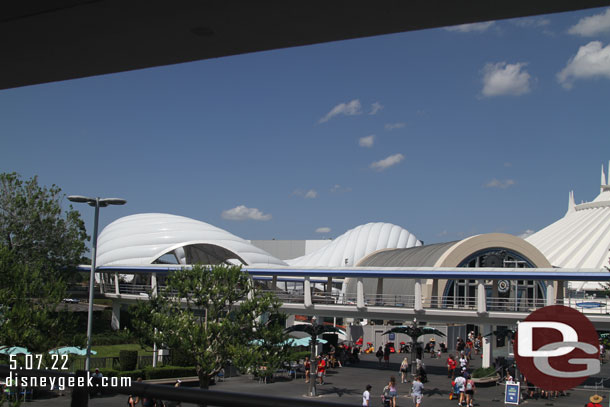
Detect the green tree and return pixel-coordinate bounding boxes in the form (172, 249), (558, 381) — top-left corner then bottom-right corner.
(0, 246), (81, 353)
(0, 172), (89, 280)
(130, 264), (290, 389)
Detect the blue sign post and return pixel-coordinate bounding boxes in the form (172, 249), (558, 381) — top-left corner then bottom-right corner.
(389, 333), (395, 341)
(505, 382), (520, 405)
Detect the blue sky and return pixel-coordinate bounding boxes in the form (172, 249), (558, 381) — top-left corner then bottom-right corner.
(2, 8), (610, 245)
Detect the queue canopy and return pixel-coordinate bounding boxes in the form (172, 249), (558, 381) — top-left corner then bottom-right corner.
(49, 346), (97, 356)
(0, 346), (30, 355)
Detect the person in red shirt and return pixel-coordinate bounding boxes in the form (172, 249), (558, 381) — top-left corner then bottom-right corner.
(447, 355), (457, 379)
(586, 394), (604, 407)
(317, 355), (326, 385)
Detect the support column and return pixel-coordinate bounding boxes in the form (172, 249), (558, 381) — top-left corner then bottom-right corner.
(357, 277), (365, 309)
(414, 279), (422, 311)
(114, 273), (120, 295)
(376, 278), (384, 305)
(482, 324), (494, 368)
(556, 280), (564, 305)
(153, 328), (158, 368)
(545, 280), (555, 306)
(151, 274), (158, 297)
(327, 276), (333, 293)
(477, 280), (487, 313)
(431, 279), (439, 308)
(491, 280), (499, 311)
(271, 275), (278, 290)
(111, 301), (121, 331)
(304, 276), (312, 308)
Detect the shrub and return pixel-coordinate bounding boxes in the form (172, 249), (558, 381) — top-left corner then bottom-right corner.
(170, 349), (192, 367)
(289, 350), (311, 361)
(472, 367), (497, 378)
(144, 366), (197, 380)
(119, 350), (138, 371)
(118, 369), (146, 380)
(92, 330), (137, 345)
(98, 368), (119, 378)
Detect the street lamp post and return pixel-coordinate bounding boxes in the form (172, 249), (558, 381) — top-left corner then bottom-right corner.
(68, 195), (126, 372)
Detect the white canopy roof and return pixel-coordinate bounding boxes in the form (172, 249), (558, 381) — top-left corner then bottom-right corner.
(96, 213), (287, 267)
(286, 222), (422, 267)
(526, 164), (610, 291)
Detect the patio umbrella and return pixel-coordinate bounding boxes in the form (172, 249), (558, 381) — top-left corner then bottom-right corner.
(0, 346), (30, 355)
(49, 346), (97, 356)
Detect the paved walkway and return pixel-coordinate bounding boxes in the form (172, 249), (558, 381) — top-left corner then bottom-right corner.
(12, 352), (610, 406)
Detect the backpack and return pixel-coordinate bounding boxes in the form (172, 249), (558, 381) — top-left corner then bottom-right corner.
(466, 380), (473, 391)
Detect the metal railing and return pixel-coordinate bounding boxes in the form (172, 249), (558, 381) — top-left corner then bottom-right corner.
(0, 364), (354, 407)
(108, 284), (609, 314)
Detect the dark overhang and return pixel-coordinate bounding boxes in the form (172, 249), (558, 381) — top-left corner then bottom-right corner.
(2, 1), (610, 90)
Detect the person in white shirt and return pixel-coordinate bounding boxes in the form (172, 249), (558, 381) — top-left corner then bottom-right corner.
(362, 384), (372, 406)
(454, 373), (467, 407)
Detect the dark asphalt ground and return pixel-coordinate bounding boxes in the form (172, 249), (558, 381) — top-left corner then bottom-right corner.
(8, 352), (610, 407)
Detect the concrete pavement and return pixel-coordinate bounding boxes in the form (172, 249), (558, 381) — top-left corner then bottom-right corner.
(11, 351), (610, 406)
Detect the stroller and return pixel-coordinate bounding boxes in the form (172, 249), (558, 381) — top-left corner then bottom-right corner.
(381, 386), (392, 407)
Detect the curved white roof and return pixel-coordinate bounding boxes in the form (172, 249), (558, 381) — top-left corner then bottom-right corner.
(526, 164), (610, 290)
(286, 222), (422, 267)
(96, 213), (287, 267)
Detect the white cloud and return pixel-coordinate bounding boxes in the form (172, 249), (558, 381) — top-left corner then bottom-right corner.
(370, 153), (404, 171)
(316, 227), (331, 234)
(359, 135), (375, 148)
(557, 41), (610, 89)
(518, 229), (535, 239)
(319, 99), (362, 123)
(568, 8), (610, 37)
(484, 178), (516, 189)
(384, 122), (406, 130)
(445, 21), (495, 32)
(481, 62), (532, 97)
(305, 189), (317, 199)
(293, 189), (318, 199)
(504, 162), (512, 167)
(221, 205), (272, 221)
(437, 230), (448, 237)
(330, 184), (352, 193)
(370, 102), (383, 115)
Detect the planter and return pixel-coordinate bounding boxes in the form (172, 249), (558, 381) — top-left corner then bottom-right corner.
(472, 374), (500, 386)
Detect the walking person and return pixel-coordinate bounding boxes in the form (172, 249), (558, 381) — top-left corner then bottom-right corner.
(388, 376), (397, 407)
(454, 372), (466, 406)
(382, 377), (397, 407)
(447, 354), (456, 379)
(411, 375), (424, 407)
(465, 373), (475, 407)
(362, 384), (372, 407)
(400, 357), (409, 383)
(304, 356), (311, 383)
(377, 346), (384, 368)
(384, 343), (391, 369)
(317, 355), (326, 385)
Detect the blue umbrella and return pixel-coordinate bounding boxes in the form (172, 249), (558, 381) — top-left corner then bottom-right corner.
(290, 337), (327, 347)
(0, 346), (30, 355)
(49, 346), (96, 355)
